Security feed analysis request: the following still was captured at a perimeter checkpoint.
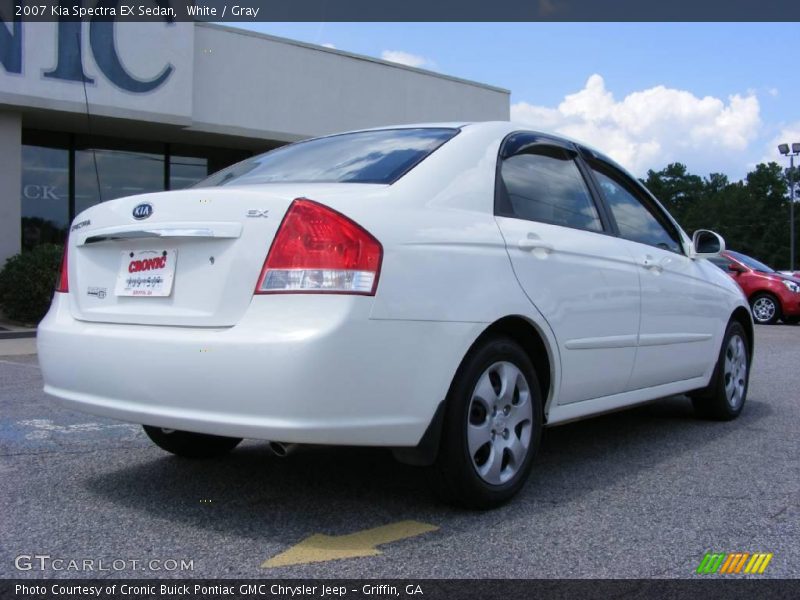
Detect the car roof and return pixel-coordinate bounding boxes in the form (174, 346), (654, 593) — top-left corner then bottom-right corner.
(303, 121), (636, 188)
(339, 122), (621, 162)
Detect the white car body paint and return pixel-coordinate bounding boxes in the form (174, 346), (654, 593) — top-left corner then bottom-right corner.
(38, 122), (750, 447)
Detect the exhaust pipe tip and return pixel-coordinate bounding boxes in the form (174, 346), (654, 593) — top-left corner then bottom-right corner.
(269, 441), (298, 458)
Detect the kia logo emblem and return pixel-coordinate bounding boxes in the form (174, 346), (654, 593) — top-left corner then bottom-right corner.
(132, 203), (153, 220)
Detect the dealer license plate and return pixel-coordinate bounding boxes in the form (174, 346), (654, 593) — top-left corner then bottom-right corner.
(115, 249), (177, 297)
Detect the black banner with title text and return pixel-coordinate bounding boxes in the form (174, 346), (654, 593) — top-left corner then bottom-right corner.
(3, 579), (800, 600)
(1, 0), (800, 22)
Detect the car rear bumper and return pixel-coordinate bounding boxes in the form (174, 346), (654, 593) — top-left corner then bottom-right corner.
(38, 294), (482, 446)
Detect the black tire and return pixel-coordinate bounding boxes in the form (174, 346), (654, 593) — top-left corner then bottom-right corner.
(691, 321), (750, 421)
(430, 337), (543, 509)
(750, 293), (781, 325)
(142, 425), (242, 458)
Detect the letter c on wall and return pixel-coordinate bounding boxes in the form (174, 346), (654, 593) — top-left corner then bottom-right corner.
(90, 0), (174, 93)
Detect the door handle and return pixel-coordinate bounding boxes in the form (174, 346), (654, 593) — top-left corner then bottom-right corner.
(518, 239), (554, 253)
(640, 255), (663, 273)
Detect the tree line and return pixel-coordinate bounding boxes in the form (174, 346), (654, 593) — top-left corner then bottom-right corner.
(643, 162), (798, 269)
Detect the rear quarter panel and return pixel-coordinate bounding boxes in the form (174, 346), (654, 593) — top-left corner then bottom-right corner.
(322, 124), (563, 412)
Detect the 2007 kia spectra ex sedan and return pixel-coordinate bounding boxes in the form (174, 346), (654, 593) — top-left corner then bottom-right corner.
(38, 122), (753, 508)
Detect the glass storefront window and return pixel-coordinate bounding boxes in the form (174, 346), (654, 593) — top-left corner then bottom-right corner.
(170, 155), (208, 189)
(21, 145), (69, 249)
(75, 148), (165, 216)
(19, 130), (258, 251)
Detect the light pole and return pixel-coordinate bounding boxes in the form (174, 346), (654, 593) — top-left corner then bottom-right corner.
(778, 142), (800, 271)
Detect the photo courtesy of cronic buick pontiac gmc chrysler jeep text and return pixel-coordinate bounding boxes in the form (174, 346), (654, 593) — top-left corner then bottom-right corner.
(37, 122), (753, 508)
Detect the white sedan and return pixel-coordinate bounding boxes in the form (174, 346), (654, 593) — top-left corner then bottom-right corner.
(38, 122), (752, 508)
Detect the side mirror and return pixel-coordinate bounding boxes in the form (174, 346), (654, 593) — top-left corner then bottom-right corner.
(692, 230), (726, 258)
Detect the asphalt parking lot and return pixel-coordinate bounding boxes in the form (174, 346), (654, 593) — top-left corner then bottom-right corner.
(1, 325), (798, 579)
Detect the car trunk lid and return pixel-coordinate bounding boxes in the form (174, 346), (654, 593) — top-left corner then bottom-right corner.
(66, 184), (379, 327)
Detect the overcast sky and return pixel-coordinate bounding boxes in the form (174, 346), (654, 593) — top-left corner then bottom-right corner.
(234, 22), (797, 181)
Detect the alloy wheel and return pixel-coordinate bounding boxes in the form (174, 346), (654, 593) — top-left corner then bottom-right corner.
(752, 297), (776, 323)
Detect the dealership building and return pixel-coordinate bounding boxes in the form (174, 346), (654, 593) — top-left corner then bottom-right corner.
(0, 21), (509, 266)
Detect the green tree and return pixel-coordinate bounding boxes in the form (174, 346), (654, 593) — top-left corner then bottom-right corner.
(645, 161), (795, 269)
(643, 163), (704, 224)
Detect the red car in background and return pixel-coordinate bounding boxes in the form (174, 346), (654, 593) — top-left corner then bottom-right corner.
(710, 250), (800, 325)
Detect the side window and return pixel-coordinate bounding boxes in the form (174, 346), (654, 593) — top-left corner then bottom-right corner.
(590, 166), (683, 254)
(498, 145), (603, 232)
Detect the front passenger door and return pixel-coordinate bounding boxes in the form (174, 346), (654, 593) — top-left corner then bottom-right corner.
(586, 160), (720, 390)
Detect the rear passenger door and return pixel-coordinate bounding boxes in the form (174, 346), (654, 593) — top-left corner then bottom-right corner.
(493, 133), (641, 405)
(584, 157), (720, 390)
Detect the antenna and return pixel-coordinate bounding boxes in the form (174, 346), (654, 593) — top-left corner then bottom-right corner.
(78, 31), (102, 203)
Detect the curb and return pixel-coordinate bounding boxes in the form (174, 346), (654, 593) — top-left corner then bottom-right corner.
(0, 330), (36, 340)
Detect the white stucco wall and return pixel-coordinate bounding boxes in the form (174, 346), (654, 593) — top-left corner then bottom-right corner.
(0, 21), (509, 138)
(0, 21), (194, 125)
(191, 24), (509, 141)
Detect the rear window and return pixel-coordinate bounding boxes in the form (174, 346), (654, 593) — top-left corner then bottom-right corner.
(195, 128), (458, 187)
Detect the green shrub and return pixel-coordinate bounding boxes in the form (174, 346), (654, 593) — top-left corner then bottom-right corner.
(0, 244), (63, 324)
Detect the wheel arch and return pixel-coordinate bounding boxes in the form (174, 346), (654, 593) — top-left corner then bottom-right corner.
(392, 314), (556, 467)
(469, 316), (554, 417)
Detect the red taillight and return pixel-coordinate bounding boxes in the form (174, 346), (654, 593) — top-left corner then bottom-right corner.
(55, 242), (69, 293)
(256, 198), (382, 295)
